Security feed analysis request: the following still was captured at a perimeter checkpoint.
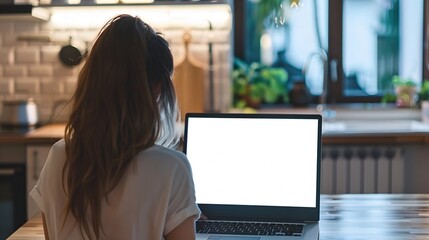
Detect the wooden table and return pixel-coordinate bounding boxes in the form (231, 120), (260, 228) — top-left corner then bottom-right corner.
(320, 194), (429, 239)
(7, 212), (44, 240)
(7, 194), (429, 239)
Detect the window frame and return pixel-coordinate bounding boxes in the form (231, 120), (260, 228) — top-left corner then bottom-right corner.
(233, 0), (428, 104)
(424, 0), (429, 81)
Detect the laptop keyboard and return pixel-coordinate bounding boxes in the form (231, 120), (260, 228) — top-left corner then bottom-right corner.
(196, 220), (304, 236)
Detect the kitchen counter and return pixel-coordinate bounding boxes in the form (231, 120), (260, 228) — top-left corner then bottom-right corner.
(0, 124), (65, 144)
(8, 194), (429, 240)
(1, 121), (429, 145)
(322, 120), (429, 144)
(256, 105), (429, 144)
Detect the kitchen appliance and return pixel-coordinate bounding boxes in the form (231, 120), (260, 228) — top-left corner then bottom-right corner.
(0, 163), (26, 240)
(0, 99), (39, 129)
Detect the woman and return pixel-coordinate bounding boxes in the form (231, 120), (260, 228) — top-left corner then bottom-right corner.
(30, 14), (200, 240)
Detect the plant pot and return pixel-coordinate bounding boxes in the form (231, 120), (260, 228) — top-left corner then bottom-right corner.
(395, 86), (417, 107)
(421, 100), (429, 124)
(289, 80), (312, 107)
(244, 95), (261, 109)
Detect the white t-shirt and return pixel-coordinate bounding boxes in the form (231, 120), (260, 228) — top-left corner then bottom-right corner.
(30, 139), (201, 240)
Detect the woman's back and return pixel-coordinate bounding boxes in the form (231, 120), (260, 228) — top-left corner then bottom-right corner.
(32, 140), (200, 239)
(30, 14), (200, 239)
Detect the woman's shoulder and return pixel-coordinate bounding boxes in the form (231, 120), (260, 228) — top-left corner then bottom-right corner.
(52, 138), (66, 149)
(136, 145), (191, 170)
(40, 139), (65, 159)
(140, 145), (187, 161)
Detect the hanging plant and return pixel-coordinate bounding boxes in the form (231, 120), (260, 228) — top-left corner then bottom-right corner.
(254, 0), (302, 32)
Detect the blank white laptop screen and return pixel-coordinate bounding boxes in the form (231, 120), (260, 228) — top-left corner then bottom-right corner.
(185, 115), (319, 208)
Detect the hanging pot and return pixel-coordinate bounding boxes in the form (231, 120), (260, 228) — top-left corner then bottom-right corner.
(59, 37), (86, 67)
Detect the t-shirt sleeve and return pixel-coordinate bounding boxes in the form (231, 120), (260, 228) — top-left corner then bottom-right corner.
(29, 140), (62, 214)
(29, 147), (54, 213)
(29, 181), (45, 213)
(164, 154), (201, 234)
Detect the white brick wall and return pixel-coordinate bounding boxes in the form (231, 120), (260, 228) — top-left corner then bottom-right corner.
(3, 34), (22, 46)
(41, 46), (61, 63)
(64, 77), (77, 94)
(0, 48), (14, 64)
(15, 47), (40, 64)
(28, 65), (54, 77)
(14, 22), (39, 33)
(0, 22), (13, 33)
(0, 80), (13, 95)
(4, 65), (26, 77)
(0, 7), (232, 124)
(15, 78), (40, 94)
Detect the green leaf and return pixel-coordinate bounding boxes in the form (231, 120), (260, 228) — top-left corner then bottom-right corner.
(391, 75), (416, 87)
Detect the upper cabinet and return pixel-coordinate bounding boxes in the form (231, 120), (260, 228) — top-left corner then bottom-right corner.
(40, 0), (228, 6)
(0, 4), (50, 21)
(45, 1), (232, 30)
(0, 1), (230, 22)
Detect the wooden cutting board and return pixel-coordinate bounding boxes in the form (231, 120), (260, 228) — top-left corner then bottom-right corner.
(173, 32), (206, 120)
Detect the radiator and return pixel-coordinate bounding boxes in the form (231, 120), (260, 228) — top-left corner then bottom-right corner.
(321, 146), (404, 194)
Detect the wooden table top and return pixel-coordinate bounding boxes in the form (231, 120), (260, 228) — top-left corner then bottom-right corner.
(319, 194), (429, 239)
(7, 194), (429, 239)
(7, 212), (44, 240)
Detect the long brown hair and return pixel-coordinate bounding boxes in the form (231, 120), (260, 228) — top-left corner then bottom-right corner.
(63, 14), (180, 239)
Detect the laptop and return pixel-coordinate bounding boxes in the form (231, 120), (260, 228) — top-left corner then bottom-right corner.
(183, 113), (321, 240)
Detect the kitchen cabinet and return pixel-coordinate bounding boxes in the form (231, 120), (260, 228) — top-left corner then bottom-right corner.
(26, 145), (50, 219)
(0, 4), (50, 21)
(0, 144), (27, 237)
(0, 124), (62, 228)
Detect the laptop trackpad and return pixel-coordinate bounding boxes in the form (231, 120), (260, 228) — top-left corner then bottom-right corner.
(208, 237), (260, 240)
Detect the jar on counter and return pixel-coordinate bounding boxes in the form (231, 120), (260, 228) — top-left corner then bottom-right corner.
(289, 78), (312, 107)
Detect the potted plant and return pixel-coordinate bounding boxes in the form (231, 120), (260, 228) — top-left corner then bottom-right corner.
(232, 59), (289, 109)
(391, 75), (417, 107)
(419, 80), (429, 123)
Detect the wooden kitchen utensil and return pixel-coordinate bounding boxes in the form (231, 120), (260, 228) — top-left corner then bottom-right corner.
(173, 32), (206, 120)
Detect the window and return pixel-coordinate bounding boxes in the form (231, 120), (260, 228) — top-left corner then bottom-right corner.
(233, 0), (426, 104)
